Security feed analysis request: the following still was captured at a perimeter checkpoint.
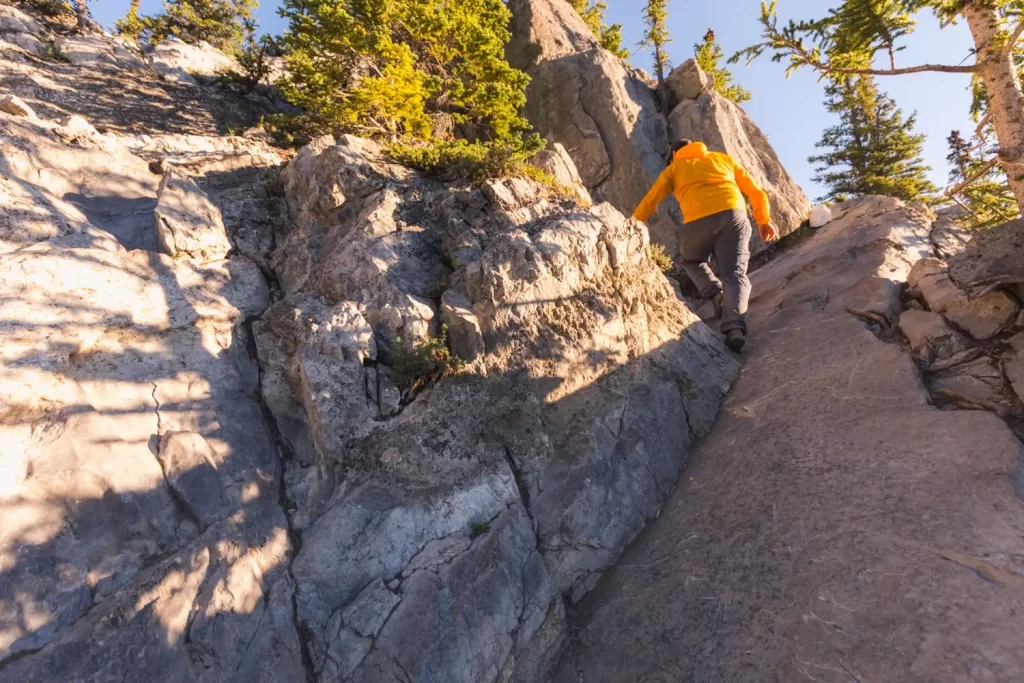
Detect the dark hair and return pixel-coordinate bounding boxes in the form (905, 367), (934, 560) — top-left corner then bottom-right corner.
(668, 139), (694, 165)
(671, 139), (694, 154)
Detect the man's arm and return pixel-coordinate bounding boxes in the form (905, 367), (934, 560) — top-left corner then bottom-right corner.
(632, 167), (674, 222)
(733, 162), (772, 228)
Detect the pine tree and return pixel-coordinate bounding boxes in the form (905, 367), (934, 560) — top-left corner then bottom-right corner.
(279, 0), (536, 150)
(144, 0), (257, 51)
(115, 0), (145, 40)
(733, 0), (1024, 217)
(694, 29), (751, 104)
(809, 76), (936, 203)
(568, 0), (629, 59)
(946, 130), (1017, 228)
(641, 0), (671, 84)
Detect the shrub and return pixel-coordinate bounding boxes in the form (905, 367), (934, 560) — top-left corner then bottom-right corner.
(143, 0), (256, 52)
(388, 138), (544, 182)
(390, 327), (467, 392)
(279, 0), (537, 155)
(649, 243), (674, 274)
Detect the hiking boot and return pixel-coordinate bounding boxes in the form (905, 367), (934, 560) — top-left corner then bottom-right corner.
(725, 329), (746, 353)
(712, 291), (724, 320)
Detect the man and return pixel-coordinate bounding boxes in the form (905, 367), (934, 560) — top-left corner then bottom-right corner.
(633, 139), (778, 353)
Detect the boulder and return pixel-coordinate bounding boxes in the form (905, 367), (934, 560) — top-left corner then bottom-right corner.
(659, 59), (712, 110)
(148, 38), (238, 85)
(667, 88), (812, 248)
(155, 170), (233, 261)
(529, 142), (592, 205)
(908, 258), (1017, 340)
(0, 94), (35, 118)
(506, 0), (678, 253)
(809, 204), (832, 228)
(947, 217), (1024, 297)
(899, 309), (969, 365)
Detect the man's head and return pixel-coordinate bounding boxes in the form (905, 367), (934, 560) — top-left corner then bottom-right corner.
(669, 139), (694, 163)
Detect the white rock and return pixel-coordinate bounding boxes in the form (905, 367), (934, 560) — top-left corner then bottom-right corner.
(148, 38), (237, 82)
(154, 170), (233, 262)
(809, 204), (833, 228)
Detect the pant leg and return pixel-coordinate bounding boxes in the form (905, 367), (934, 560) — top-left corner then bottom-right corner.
(711, 210), (753, 334)
(678, 214), (723, 299)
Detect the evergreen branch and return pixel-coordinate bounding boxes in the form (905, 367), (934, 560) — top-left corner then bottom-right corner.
(945, 157), (1000, 197)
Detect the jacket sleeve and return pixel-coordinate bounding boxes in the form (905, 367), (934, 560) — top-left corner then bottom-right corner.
(733, 162), (772, 227)
(632, 166), (674, 222)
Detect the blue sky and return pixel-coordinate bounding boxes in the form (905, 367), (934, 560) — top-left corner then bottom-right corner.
(92, 1), (977, 199)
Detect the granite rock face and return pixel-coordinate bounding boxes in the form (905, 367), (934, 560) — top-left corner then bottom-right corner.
(258, 135), (738, 682)
(506, 2), (811, 257)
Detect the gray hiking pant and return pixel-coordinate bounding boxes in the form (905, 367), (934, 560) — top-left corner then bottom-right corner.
(679, 209), (752, 335)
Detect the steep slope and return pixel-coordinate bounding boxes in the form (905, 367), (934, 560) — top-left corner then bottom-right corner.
(0, 12), (740, 683)
(555, 197), (1024, 682)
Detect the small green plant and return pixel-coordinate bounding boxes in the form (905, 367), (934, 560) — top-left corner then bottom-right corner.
(471, 522), (490, 537)
(29, 0), (74, 19)
(40, 42), (70, 62)
(388, 138), (544, 183)
(391, 326), (466, 392)
(649, 243), (674, 274)
(219, 19), (275, 92)
(258, 114), (321, 149)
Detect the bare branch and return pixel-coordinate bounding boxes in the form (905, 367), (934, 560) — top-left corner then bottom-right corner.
(945, 158), (1000, 197)
(821, 63), (979, 76)
(975, 113), (992, 139)
(1003, 20), (1024, 56)
(769, 31), (978, 76)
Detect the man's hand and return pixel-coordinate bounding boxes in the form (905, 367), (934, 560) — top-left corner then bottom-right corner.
(759, 221), (779, 243)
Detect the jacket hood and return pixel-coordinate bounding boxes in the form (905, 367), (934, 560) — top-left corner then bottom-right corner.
(674, 141), (708, 160)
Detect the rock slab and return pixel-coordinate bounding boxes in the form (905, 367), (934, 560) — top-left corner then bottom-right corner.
(555, 195), (1024, 682)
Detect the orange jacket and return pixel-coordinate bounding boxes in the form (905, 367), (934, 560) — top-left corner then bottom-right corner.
(632, 142), (772, 226)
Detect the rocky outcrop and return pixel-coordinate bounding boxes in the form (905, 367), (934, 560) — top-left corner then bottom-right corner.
(148, 38), (238, 86)
(55, 34), (145, 69)
(0, 96), (299, 681)
(507, 0), (677, 251)
(555, 195), (1024, 681)
(0, 4), (43, 55)
(529, 141), (592, 205)
(667, 61), (811, 249)
(256, 135), (738, 682)
(908, 257), (1018, 340)
(506, 0), (810, 258)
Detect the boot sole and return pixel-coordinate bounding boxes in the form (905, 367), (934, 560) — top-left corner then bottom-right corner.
(726, 335), (746, 353)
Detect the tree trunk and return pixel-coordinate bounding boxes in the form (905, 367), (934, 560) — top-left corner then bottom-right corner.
(964, 2), (1024, 212)
(75, 0), (89, 31)
(654, 45), (666, 84)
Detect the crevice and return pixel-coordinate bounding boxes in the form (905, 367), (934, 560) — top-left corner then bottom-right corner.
(502, 444), (533, 512)
(243, 317), (318, 683)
